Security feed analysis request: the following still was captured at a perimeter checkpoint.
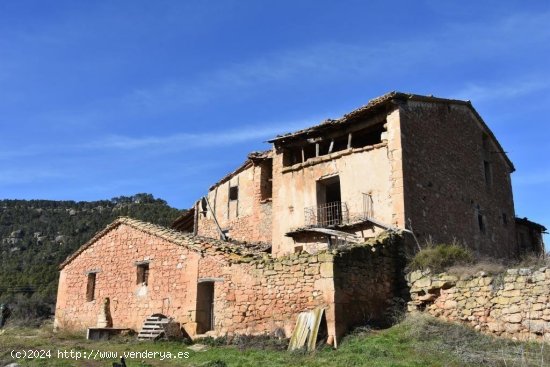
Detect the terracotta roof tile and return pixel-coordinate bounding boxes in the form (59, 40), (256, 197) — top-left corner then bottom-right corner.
(59, 217), (267, 269)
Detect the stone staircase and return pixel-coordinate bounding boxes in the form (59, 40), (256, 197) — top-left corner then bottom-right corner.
(137, 315), (169, 340)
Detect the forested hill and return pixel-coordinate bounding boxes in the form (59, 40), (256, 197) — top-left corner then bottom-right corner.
(0, 193), (183, 321)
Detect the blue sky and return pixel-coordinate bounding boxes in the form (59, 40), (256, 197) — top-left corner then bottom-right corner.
(0, 1), (548, 242)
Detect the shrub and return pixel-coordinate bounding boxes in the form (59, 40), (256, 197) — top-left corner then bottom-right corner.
(409, 243), (473, 273)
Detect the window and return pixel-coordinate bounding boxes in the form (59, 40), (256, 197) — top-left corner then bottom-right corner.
(229, 185), (239, 201)
(86, 273), (96, 302)
(475, 207), (486, 234)
(260, 159), (273, 200)
(136, 263), (149, 286)
(502, 213), (508, 227)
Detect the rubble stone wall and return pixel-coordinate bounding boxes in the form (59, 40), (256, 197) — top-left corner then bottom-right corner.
(197, 164), (272, 245)
(399, 101), (517, 257)
(196, 251), (336, 338)
(334, 236), (407, 336)
(54, 224), (201, 331)
(408, 268), (550, 342)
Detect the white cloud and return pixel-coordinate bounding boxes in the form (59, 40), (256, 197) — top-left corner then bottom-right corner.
(84, 118), (316, 151)
(452, 79), (550, 103)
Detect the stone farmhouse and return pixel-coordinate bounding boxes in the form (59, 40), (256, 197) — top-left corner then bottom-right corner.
(54, 92), (545, 345)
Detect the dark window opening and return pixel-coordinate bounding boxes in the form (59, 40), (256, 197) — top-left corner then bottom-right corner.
(332, 135), (349, 153)
(137, 263), (150, 286)
(303, 144), (316, 161)
(260, 159), (273, 200)
(502, 213), (508, 226)
(201, 197), (208, 217)
(229, 186), (239, 201)
(86, 273), (96, 302)
(484, 160), (492, 186)
(318, 140), (331, 156)
(283, 147), (303, 167)
(477, 212), (485, 234)
(351, 123), (385, 149)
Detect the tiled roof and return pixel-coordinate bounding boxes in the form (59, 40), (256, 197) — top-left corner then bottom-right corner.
(59, 217), (267, 269)
(267, 91), (514, 171)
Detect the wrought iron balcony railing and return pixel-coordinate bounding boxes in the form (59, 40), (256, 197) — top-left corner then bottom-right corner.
(304, 201), (349, 227)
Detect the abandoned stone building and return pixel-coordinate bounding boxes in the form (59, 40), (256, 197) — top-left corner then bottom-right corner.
(55, 92), (546, 344)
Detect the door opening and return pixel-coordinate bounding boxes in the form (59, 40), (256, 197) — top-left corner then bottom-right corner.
(316, 176), (343, 226)
(196, 281), (214, 334)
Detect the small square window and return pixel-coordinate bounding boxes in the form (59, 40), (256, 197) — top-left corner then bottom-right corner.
(229, 186), (238, 201)
(137, 263), (149, 286)
(86, 273), (96, 302)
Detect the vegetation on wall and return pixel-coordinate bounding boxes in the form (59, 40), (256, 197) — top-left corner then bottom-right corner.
(408, 243), (474, 273)
(0, 193), (183, 323)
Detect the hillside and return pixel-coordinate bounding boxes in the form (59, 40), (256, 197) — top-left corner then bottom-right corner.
(0, 193), (183, 321)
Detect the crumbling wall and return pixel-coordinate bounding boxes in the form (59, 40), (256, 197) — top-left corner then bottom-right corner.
(408, 268), (550, 342)
(195, 251), (336, 339)
(399, 101), (517, 257)
(271, 142), (395, 256)
(197, 163), (272, 245)
(333, 233), (407, 337)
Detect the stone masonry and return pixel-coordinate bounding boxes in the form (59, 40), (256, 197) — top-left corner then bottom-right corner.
(55, 217), (403, 344)
(408, 268), (550, 342)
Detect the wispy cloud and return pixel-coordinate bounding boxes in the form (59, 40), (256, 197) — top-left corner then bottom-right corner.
(84, 118), (314, 151)
(0, 117), (316, 159)
(452, 79), (550, 103)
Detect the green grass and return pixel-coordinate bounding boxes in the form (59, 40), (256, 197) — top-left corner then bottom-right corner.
(1, 315), (549, 366)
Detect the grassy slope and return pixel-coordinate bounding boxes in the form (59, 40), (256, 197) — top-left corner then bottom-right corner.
(1, 315), (549, 367)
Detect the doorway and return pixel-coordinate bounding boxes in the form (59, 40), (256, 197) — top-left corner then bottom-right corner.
(316, 176), (343, 226)
(196, 281), (214, 334)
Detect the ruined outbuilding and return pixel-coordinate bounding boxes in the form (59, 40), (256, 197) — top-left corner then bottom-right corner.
(55, 92), (545, 343)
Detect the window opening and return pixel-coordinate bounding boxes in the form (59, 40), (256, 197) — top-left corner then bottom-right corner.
(86, 273), (96, 302)
(260, 159), (273, 200)
(229, 186), (239, 201)
(137, 263), (150, 286)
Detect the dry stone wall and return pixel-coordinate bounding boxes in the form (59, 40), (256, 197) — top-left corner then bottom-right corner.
(408, 267), (550, 342)
(197, 251), (335, 338)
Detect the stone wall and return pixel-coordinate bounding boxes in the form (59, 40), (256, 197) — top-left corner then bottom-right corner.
(56, 219), (404, 345)
(333, 233), (407, 337)
(55, 223), (201, 331)
(400, 101), (517, 258)
(197, 162), (272, 245)
(196, 251), (335, 338)
(408, 267), (550, 342)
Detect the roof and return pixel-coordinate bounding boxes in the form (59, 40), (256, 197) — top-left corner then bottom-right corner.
(59, 217), (268, 270)
(515, 217), (547, 232)
(268, 91), (515, 172)
(171, 208), (194, 232)
(208, 150), (272, 191)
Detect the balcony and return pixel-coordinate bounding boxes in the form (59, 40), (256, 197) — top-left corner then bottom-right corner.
(304, 201), (350, 227)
